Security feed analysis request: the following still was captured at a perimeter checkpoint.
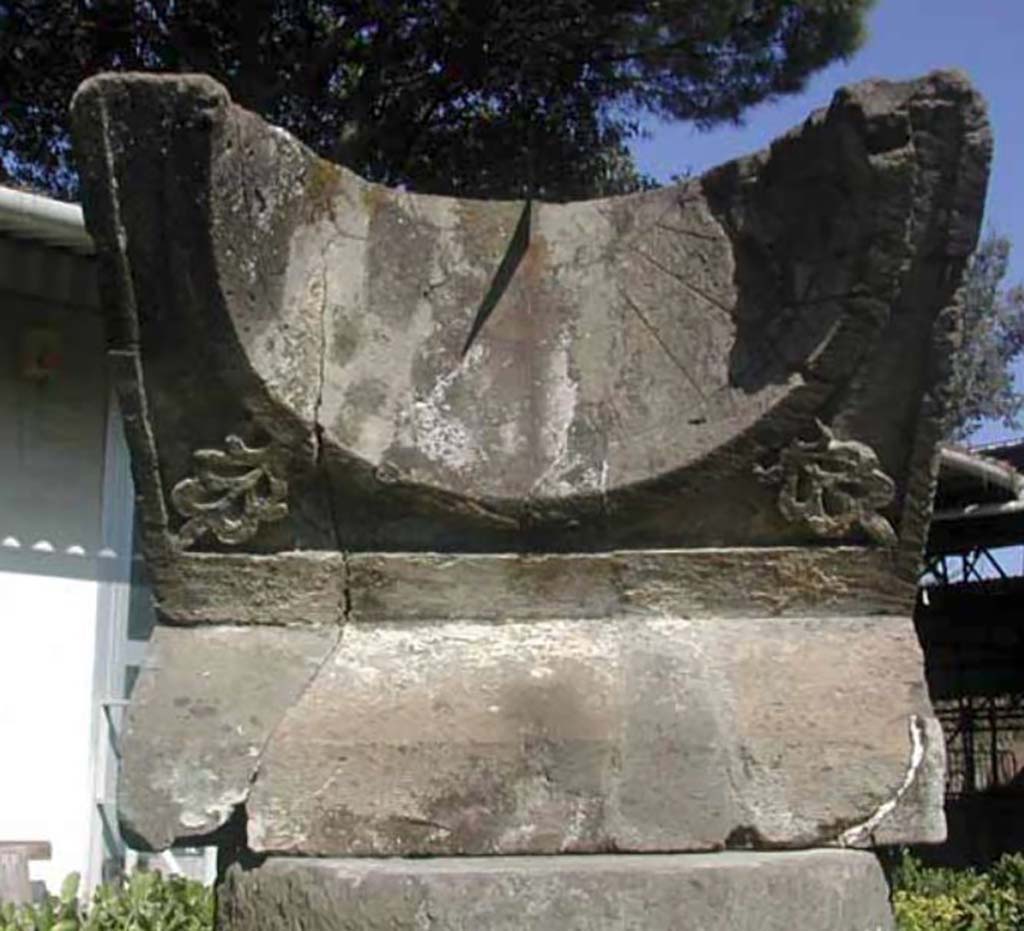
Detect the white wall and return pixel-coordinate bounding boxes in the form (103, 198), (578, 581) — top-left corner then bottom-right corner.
(0, 570), (101, 889)
(0, 285), (110, 891)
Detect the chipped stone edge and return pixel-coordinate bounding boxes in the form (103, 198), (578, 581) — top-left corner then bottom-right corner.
(196, 619), (347, 846)
(119, 623), (346, 851)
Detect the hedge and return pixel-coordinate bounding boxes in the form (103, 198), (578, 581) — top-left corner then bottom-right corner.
(0, 871), (212, 931)
(5, 851), (1024, 930)
(893, 851), (1024, 931)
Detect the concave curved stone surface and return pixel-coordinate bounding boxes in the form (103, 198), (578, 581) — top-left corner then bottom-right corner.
(72, 69), (990, 554)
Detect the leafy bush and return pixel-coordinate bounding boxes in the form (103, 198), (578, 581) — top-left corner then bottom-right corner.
(0, 871), (213, 931)
(892, 851), (1024, 931)
(10, 855), (1024, 930)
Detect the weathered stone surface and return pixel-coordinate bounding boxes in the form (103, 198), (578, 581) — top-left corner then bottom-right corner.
(71, 70), (990, 557)
(218, 851), (895, 931)
(68, 65), (988, 926)
(119, 625), (338, 849)
(247, 613), (941, 855)
(151, 551), (347, 625)
(149, 546), (912, 625)
(345, 546), (913, 621)
(122, 547), (931, 852)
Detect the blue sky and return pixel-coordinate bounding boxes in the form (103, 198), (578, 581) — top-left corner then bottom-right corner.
(633, 0), (1024, 443)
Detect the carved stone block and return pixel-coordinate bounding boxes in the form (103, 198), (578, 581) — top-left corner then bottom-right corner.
(70, 67), (991, 928)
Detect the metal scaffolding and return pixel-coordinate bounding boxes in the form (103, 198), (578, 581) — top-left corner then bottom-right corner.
(921, 441), (1024, 803)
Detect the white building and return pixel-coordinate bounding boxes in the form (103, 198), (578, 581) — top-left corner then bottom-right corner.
(0, 185), (210, 895)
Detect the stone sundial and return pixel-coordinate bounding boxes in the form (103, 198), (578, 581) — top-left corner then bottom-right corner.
(71, 69), (990, 930)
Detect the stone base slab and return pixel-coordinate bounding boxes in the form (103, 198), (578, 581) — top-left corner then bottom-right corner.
(218, 850), (894, 930)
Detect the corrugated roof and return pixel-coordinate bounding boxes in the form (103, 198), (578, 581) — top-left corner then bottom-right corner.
(0, 185), (94, 255)
(966, 438), (1024, 473)
(936, 446), (1024, 509)
(0, 233), (98, 308)
(0, 184), (98, 308)
(930, 442), (1024, 554)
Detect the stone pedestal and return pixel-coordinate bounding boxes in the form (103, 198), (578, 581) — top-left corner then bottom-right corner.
(219, 851), (894, 931)
(70, 67), (991, 929)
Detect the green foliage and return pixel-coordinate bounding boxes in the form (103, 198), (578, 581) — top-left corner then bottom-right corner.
(0, 871), (213, 931)
(947, 232), (1024, 442)
(0, 0), (874, 201)
(892, 851), (1024, 931)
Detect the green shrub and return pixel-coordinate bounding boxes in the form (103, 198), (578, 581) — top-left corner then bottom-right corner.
(0, 871), (213, 931)
(892, 851), (1024, 931)
(11, 855), (1023, 931)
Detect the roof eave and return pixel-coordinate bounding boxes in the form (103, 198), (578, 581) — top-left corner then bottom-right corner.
(0, 185), (94, 255)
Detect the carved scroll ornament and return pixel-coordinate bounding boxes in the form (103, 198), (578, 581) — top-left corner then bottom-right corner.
(170, 435), (288, 549)
(758, 421), (897, 546)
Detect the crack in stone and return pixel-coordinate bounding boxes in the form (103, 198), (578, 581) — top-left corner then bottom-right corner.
(213, 236), (350, 836)
(837, 714), (926, 847)
(340, 549), (352, 623)
(312, 238), (347, 554)
(244, 624), (345, 792)
(231, 549), (350, 850)
(313, 251), (329, 444)
(240, 230), (349, 823)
